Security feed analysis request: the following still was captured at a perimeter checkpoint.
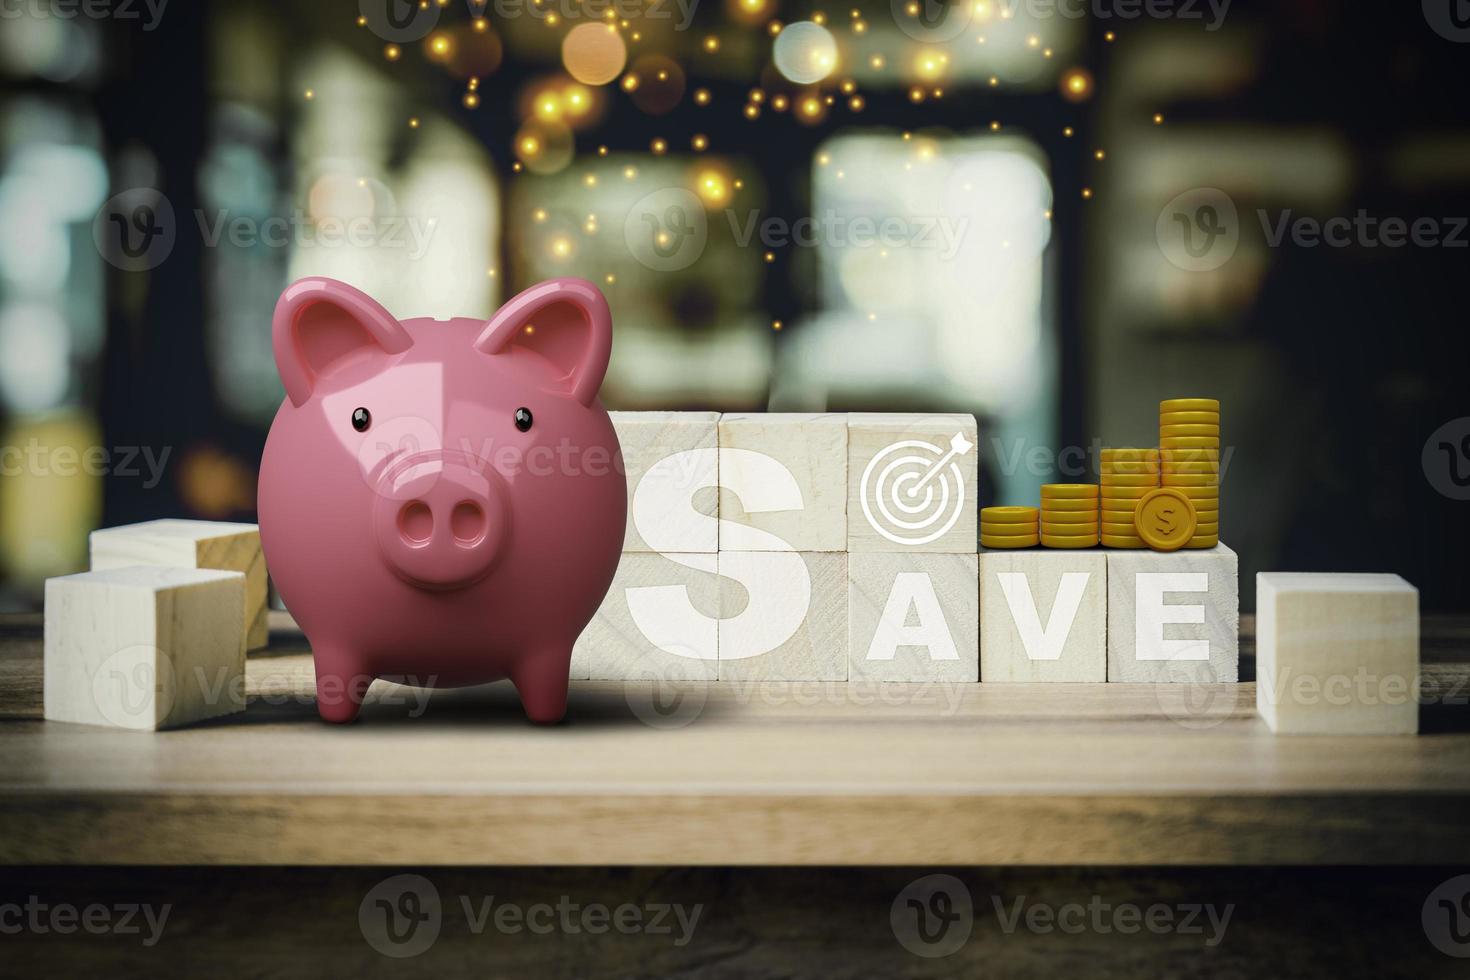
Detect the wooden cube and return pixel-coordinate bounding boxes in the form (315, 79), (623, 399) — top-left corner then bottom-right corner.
(44, 566), (246, 730)
(612, 412), (719, 554)
(1107, 544), (1239, 683)
(1256, 573), (1419, 735)
(718, 552), (847, 681)
(571, 552), (720, 680)
(980, 548), (1107, 682)
(847, 414), (979, 553)
(718, 413), (847, 552)
(849, 553), (978, 682)
(90, 519), (267, 651)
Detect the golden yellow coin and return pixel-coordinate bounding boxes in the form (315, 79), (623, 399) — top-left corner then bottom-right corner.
(1099, 448), (1159, 462)
(1100, 473), (1160, 487)
(1161, 461), (1221, 474)
(1101, 462), (1160, 478)
(1192, 510), (1219, 524)
(1100, 485), (1153, 499)
(1041, 533), (1099, 549)
(1159, 447), (1219, 462)
(981, 533), (1040, 549)
(1101, 496), (1142, 508)
(1160, 423), (1220, 438)
(1159, 436), (1220, 449)
(1041, 483), (1099, 499)
(1040, 496), (1100, 512)
(1042, 522), (1098, 537)
(1039, 508), (1098, 524)
(1193, 523), (1219, 536)
(1161, 474), (1220, 487)
(981, 506), (1039, 525)
(1100, 535), (1149, 549)
(1160, 398), (1219, 414)
(1183, 536), (1220, 549)
(1101, 520), (1142, 533)
(1168, 485), (1219, 501)
(1133, 487), (1198, 552)
(1159, 411), (1219, 426)
(982, 524), (1038, 540)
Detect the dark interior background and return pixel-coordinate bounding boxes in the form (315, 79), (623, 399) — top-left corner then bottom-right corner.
(0, 0), (1466, 611)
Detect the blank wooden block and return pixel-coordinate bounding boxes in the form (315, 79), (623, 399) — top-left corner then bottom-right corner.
(1107, 544), (1239, 683)
(717, 413), (847, 552)
(90, 519), (267, 651)
(612, 412), (719, 554)
(44, 566), (246, 730)
(1256, 572), (1418, 735)
(718, 552), (847, 681)
(847, 414), (979, 554)
(849, 553), (978, 682)
(571, 552), (720, 681)
(980, 549), (1107, 682)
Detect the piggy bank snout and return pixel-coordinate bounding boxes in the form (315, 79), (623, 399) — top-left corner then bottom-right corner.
(372, 451), (509, 591)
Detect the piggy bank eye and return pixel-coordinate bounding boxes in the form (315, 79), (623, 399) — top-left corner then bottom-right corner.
(351, 407), (371, 432)
(514, 407), (533, 432)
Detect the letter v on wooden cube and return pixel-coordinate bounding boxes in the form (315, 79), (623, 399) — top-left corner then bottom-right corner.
(980, 549), (1107, 682)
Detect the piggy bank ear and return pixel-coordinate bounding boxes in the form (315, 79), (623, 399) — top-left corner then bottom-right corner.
(473, 278), (612, 407)
(272, 277), (413, 407)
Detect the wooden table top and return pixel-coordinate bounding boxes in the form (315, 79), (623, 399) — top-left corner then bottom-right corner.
(2, 612), (1468, 866)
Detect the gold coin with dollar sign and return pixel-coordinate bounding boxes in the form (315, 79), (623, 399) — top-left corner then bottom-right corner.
(1133, 487), (1199, 552)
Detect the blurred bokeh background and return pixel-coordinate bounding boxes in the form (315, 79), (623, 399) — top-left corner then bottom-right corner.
(0, 0), (1467, 610)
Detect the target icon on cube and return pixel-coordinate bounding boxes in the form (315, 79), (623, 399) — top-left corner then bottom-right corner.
(860, 432), (975, 546)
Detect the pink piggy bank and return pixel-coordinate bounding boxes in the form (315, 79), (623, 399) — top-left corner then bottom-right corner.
(258, 277), (625, 724)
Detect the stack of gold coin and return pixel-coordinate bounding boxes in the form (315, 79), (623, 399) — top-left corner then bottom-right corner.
(1159, 397), (1220, 549)
(1039, 484), (1099, 548)
(1098, 448), (1158, 549)
(980, 506), (1040, 549)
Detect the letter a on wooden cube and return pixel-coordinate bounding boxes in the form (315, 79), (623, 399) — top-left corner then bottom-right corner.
(1256, 573), (1419, 735)
(613, 412), (719, 554)
(717, 413), (847, 552)
(849, 554), (978, 682)
(847, 414), (978, 553)
(980, 549), (1106, 682)
(1107, 544), (1239, 683)
(90, 519), (267, 651)
(571, 552), (720, 681)
(719, 552), (847, 680)
(45, 566), (246, 730)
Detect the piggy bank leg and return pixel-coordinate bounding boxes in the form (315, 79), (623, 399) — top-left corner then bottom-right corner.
(511, 648), (572, 724)
(312, 648), (373, 724)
